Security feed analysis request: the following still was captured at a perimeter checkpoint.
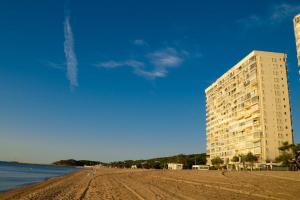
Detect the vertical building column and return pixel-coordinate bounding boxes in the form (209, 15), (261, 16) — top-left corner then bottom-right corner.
(293, 14), (300, 69)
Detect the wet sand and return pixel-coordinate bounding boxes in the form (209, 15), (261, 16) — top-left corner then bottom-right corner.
(1, 168), (300, 200)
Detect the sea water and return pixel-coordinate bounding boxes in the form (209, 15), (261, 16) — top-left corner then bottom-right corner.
(0, 161), (77, 192)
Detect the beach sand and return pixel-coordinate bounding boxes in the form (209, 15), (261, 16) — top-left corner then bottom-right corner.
(0, 168), (300, 200)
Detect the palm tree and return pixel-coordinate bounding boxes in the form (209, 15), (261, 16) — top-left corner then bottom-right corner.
(239, 154), (247, 170)
(291, 143), (300, 155)
(278, 141), (294, 152)
(276, 142), (300, 167)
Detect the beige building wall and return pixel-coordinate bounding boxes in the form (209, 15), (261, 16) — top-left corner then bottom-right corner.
(205, 51), (293, 165)
(294, 14), (300, 66)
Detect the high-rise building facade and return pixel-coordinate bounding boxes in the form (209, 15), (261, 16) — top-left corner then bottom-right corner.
(294, 14), (300, 66)
(205, 51), (293, 165)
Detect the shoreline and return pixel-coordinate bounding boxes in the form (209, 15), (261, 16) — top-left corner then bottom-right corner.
(0, 170), (86, 199)
(0, 168), (84, 194)
(1, 169), (300, 200)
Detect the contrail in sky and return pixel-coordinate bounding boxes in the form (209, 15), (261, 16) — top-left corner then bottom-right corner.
(64, 14), (78, 88)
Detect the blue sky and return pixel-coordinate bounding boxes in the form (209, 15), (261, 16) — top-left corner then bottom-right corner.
(0, 0), (299, 163)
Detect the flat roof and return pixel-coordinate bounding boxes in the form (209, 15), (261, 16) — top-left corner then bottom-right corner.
(204, 50), (286, 93)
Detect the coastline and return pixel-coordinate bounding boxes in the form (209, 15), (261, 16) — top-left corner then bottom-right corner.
(0, 170), (86, 200)
(0, 161), (81, 193)
(0, 160), (82, 168)
(0, 169), (81, 192)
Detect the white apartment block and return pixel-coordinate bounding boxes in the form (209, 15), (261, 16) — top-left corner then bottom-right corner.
(205, 51), (293, 165)
(294, 13), (300, 67)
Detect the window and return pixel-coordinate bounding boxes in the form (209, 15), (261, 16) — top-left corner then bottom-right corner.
(249, 56), (256, 62)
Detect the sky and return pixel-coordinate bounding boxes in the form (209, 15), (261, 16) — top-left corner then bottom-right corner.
(0, 0), (300, 163)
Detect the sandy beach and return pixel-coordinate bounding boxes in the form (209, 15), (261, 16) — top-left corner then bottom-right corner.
(0, 168), (300, 200)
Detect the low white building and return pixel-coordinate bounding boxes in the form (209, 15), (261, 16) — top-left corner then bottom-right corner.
(192, 165), (209, 170)
(131, 165), (137, 169)
(168, 163), (183, 170)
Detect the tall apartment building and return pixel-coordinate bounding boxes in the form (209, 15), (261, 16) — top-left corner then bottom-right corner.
(294, 14), (300, 66)
(205, 51), (293, 165)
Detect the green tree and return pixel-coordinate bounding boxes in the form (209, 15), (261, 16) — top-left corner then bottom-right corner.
(231, 155), (239, 170)
(108, 153), (207, 169)
(291, 143), (300, 155)
(231, 156), (239, 162)
(276, 141), (298, 167)
(279, 141), (294, 152)
(211, 157), (223, 169)
(239, 154), (247, 170)
(245, 152), (258, 171)
(276, 152), (292, 167)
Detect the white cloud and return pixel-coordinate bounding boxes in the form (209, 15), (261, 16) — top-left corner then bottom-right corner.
(64, 16), (78, 88)
(125, 60), (145, 68)
(134, 68), (166, 79)
(96, 48), (188, 79)
(43, 61), (65, 70)
(148, 48), (183, 67)
(133, 39), (147, 46)
(238, 3), (300, 29)
(270, 4), (300, 22)
(96, 60), (144, 69)
(96, 60), (125, 68)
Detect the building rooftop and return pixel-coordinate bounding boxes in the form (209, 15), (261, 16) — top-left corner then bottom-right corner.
(205, 50), (286, 93)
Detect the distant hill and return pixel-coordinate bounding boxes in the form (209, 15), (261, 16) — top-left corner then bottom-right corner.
(53, 159), (104, 166)
(109, 153), (207, 169)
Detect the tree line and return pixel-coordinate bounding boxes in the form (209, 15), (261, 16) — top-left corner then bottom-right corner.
(109, 153), (207, 169)
(53, 159), (103, 166)
(52, 153), (207, 169)
(210, 142), (300, 170)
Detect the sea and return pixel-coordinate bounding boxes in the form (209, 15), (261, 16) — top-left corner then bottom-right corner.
(0, 161), (78, 192)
